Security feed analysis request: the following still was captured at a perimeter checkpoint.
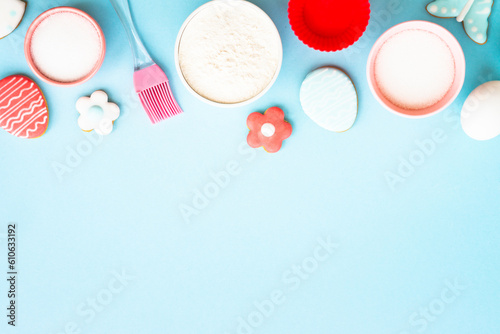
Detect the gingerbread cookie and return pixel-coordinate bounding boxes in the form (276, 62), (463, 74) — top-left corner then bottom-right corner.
(76, 90), (120, 136)
(300, 67), (358, 132)
(426, 0), (493, 44)
(0, 0), (26, 39)
(0, 75), (49, 139)
(461, 81), (500, 141)
(247, 107), (292, 153)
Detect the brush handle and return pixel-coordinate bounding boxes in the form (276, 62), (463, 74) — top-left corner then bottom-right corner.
(109, 0), (154, 70)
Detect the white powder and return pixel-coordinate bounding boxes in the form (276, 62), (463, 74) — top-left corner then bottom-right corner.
(30, 12), (102, 83)
(178, 1), (281, 104)
(375, 29), (455, 110)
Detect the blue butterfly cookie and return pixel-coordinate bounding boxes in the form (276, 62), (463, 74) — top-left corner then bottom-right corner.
(426, 0), (493, 44)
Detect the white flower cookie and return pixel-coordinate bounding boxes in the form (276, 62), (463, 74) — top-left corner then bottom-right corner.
(76, 90), (120, 135)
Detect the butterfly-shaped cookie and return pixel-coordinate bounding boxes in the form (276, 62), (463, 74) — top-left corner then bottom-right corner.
(426, 0), (493, 44)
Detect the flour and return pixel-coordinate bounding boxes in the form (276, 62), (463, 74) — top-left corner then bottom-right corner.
(178, 1), (282, 104)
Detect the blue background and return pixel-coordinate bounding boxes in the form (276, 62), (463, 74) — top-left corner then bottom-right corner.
(1, 0), (499, 333)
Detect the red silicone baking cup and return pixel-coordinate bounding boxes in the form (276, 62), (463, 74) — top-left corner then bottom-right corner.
(288, 0), (370, 52)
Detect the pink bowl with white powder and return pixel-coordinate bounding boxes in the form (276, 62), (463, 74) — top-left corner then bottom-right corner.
(25, 7), (106, 86)
(367, 21), (465, 119)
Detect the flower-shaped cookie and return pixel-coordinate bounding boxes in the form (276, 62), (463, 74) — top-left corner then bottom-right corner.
(76, 90), (120, 135)
(247, 107), (292, 153)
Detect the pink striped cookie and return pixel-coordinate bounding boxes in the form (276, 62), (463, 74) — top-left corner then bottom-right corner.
(0, 75), (49, 139)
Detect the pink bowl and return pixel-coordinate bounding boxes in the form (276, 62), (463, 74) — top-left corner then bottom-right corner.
(367, 21), (465, 118)
(24, 7), (106, 87)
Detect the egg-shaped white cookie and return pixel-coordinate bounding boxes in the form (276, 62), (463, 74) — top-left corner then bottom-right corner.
(300, 67), (358, 132)
(461, 81), (500, 141)
(0, 0), (26, 39)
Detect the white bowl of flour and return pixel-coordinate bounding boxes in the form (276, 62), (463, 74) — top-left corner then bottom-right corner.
(175, 0), (283, 107)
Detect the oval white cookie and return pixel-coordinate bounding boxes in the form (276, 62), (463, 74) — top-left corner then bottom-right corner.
(461, 81), (500, 141)
(300, 67), (358, 132)
(0, 0), (26, 39)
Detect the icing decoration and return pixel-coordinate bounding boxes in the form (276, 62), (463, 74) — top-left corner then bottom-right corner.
(0, 75), (49, 139)
(300, 67), (358, 132)
(247, 107), (292, 153)
(0, 0), (26, 39)
(461, 81), (500, 141)
(76, 91), (120, 135)
(426, 0), (493, 44)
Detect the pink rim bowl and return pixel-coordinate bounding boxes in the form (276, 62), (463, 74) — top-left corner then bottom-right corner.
(24, 7), (106, 87)
(367, 21), (466, 119)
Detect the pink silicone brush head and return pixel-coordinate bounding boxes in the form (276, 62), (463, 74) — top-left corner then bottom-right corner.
(110, 0), (183, 124)
(134, 64), (183, 124)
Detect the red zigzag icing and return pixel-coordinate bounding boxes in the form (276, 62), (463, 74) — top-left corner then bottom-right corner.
(0, 75), (49, 139)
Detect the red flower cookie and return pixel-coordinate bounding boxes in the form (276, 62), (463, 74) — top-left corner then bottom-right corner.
(247, 107), (292, 153)
(0, 75), (49, 139)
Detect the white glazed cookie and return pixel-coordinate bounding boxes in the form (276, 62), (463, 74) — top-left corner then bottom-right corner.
(300, 67), (358, 132)
(76, 90), (120, 136)
(0, 0), (26, 39)
(461, 81), (500, 141)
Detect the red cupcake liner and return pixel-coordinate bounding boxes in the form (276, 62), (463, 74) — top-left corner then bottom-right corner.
(288, 0), (371, 52)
